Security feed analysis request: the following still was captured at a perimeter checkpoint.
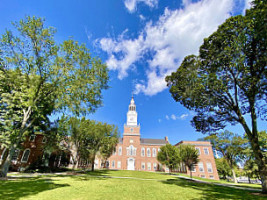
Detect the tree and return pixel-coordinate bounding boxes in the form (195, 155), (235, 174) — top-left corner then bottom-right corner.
(0, 16), (109, 177)
(157, 144), (180, 172)
(178, 144), (199, 179)
(203, 131), (247, 183)
(166, 1), (267, 193)
(66, 117), (119, 171)
(215, 158), (232, 180)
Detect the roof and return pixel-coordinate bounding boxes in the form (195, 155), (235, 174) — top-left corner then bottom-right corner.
(140, 138), (168, 145)
(175, 140), (212, 147)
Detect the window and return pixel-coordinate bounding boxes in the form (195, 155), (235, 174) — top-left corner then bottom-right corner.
(21, 149), (31, 163)
(127, 145), (136, 156)
(147, 162), (151, 171)
(158, 148), (161, 152)
(11, 150), (19, 162)
(117, 161), (121, 169)
(201, 175), (206, 178)
(209, 175), (214, 179)
(42, 137), (47, 143)
(141, 147), (145, 157)
(204, 148), (209, 155)
(195, 147), (201, 155)
(147, 148), (151, 157)
(207, 163), (213, 173)
(112, 148), (116, 155)
(112, 160), (115, 168)
(118, 147), (122, 156)
(141, 162), (145, 170)
(130, 139), (133, 143)
(152, 148), (156, 157)
(191, 165), (196, 172)
(130, 128), (133, 132)
(29, 135), (36, 142)
(153, 163), (157, 171)
(198, 162), (204, 172)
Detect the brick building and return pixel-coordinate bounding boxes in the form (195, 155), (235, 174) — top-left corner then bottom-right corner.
(175, 141), (219, 180)
(94, 97), (169, 171)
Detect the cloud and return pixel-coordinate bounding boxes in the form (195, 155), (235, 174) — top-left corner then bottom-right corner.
(99, 0), (238, 96)
(243, 0), (253, 14)
(165, 115), (169, 120)
(124, 0), (158, 13)
(171, 114), (177, 120)
(158, 119), (162, 123)
(179, 113), (189, 120)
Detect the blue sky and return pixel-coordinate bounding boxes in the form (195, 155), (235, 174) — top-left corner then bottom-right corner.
(1, 0), (264, 144)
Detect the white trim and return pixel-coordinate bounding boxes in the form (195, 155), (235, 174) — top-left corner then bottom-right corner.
(207, 163), (213, 173)
(141, 147), (145, 157)
(147, 148), (151, 157)
(152, 148), (156, 157)
(118, 146), (122, 156)
(198, 162), (204, 172)
(195, 147), (201, 155)
(21, 149), (31, 163)
(204, 148), (209, 155)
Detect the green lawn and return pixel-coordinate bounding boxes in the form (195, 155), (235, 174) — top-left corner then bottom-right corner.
(1, 170), (265, 200)
(177, 173), (262, 189)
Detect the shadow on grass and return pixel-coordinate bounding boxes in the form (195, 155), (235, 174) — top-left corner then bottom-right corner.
(162, 178), (263, 200)
(0, 178), (69, 200)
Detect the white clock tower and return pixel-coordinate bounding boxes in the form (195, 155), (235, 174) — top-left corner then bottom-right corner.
(127, 96), (138, 126)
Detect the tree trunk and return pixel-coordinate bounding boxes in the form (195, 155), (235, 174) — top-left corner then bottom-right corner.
(91, 154), (95, 171)
(0, 146), (15, 177)
(232, 168), (237, 184)
(248, 175), (251, 184)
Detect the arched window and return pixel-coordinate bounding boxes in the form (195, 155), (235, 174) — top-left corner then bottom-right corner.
(147, 148), (151, 157)
(141, 147), (145, 157)
(152, 148), (156, 157)
(21, 149), (30, 163)
(127, 145), (136, 156)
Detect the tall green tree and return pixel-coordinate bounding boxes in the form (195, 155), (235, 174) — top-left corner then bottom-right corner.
(178, 145), (199, 179)
(166, 1), (267, 193)
(157, 144), (181, 172)
(215, 158), (232, 180)
(203, 131), (247, 183)
(0, 16), (109, 177)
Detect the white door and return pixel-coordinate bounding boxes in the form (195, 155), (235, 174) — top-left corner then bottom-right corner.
(127, 158), (135, 170)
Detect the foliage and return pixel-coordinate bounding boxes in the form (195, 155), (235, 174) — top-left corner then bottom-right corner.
(203, 130), (247, 183)
(215, 158), (232, 180)
(178, 144), (199, 178)
(0, 16), (109, 177)
(66, 117), (119, 171)
(157, 144), (181, 172)
(166, 0), (267, 193)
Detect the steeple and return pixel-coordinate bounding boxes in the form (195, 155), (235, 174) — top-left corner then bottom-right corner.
(127, 96), (138, 126)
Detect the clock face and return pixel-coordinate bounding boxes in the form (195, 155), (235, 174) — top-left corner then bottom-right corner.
(130, 117), (134, 121)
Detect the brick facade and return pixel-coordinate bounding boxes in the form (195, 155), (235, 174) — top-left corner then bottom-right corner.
(175, 141), (220, 180)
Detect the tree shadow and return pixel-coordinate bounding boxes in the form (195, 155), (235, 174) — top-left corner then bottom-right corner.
(0, 177), (69, 200)
(162, 178), (263, 200)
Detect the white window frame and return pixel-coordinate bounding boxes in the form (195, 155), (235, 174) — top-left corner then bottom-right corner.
(207, 163), (213, 173)
(127, 145), (136, 156)
(117, 161), (121, 169)
(141, 162), (145, 170)
(153, 163), (157, 171)
(147, 148), (151, 157)
(152, 148), (156, 157)
(141, 147), (145, 157)
(118, 146), (122, 156)
(204, 148), (209, 155)
(21, 149), (31, 163)
(191, 165), (196, 172)
(29, 135), (36, 142)
(42, 136), (47, 143)
(209, 175), (214, 179)
(195, 147), (201, 155)
(198, 162), (204, 172)
(147, 162), (151, 171)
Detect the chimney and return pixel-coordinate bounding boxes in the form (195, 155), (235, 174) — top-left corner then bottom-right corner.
(165, 136), (169, 143)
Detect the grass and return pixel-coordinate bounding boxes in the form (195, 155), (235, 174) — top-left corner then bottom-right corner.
(1, 170), (265, 200)
(177, 173), (262, 189)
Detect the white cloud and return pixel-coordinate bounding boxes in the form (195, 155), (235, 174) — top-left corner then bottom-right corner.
(158, 119), (162, 123)
(99, 0), (235, 96)
(124, 0), (158, 13)
(165, 115), (169, 120)
(171, 114), (177, 120)
(179, 113), (189, 120)
(243, 0), (253, 14)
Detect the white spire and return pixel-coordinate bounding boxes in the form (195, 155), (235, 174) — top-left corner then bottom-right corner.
(127, 95), (137, 126)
